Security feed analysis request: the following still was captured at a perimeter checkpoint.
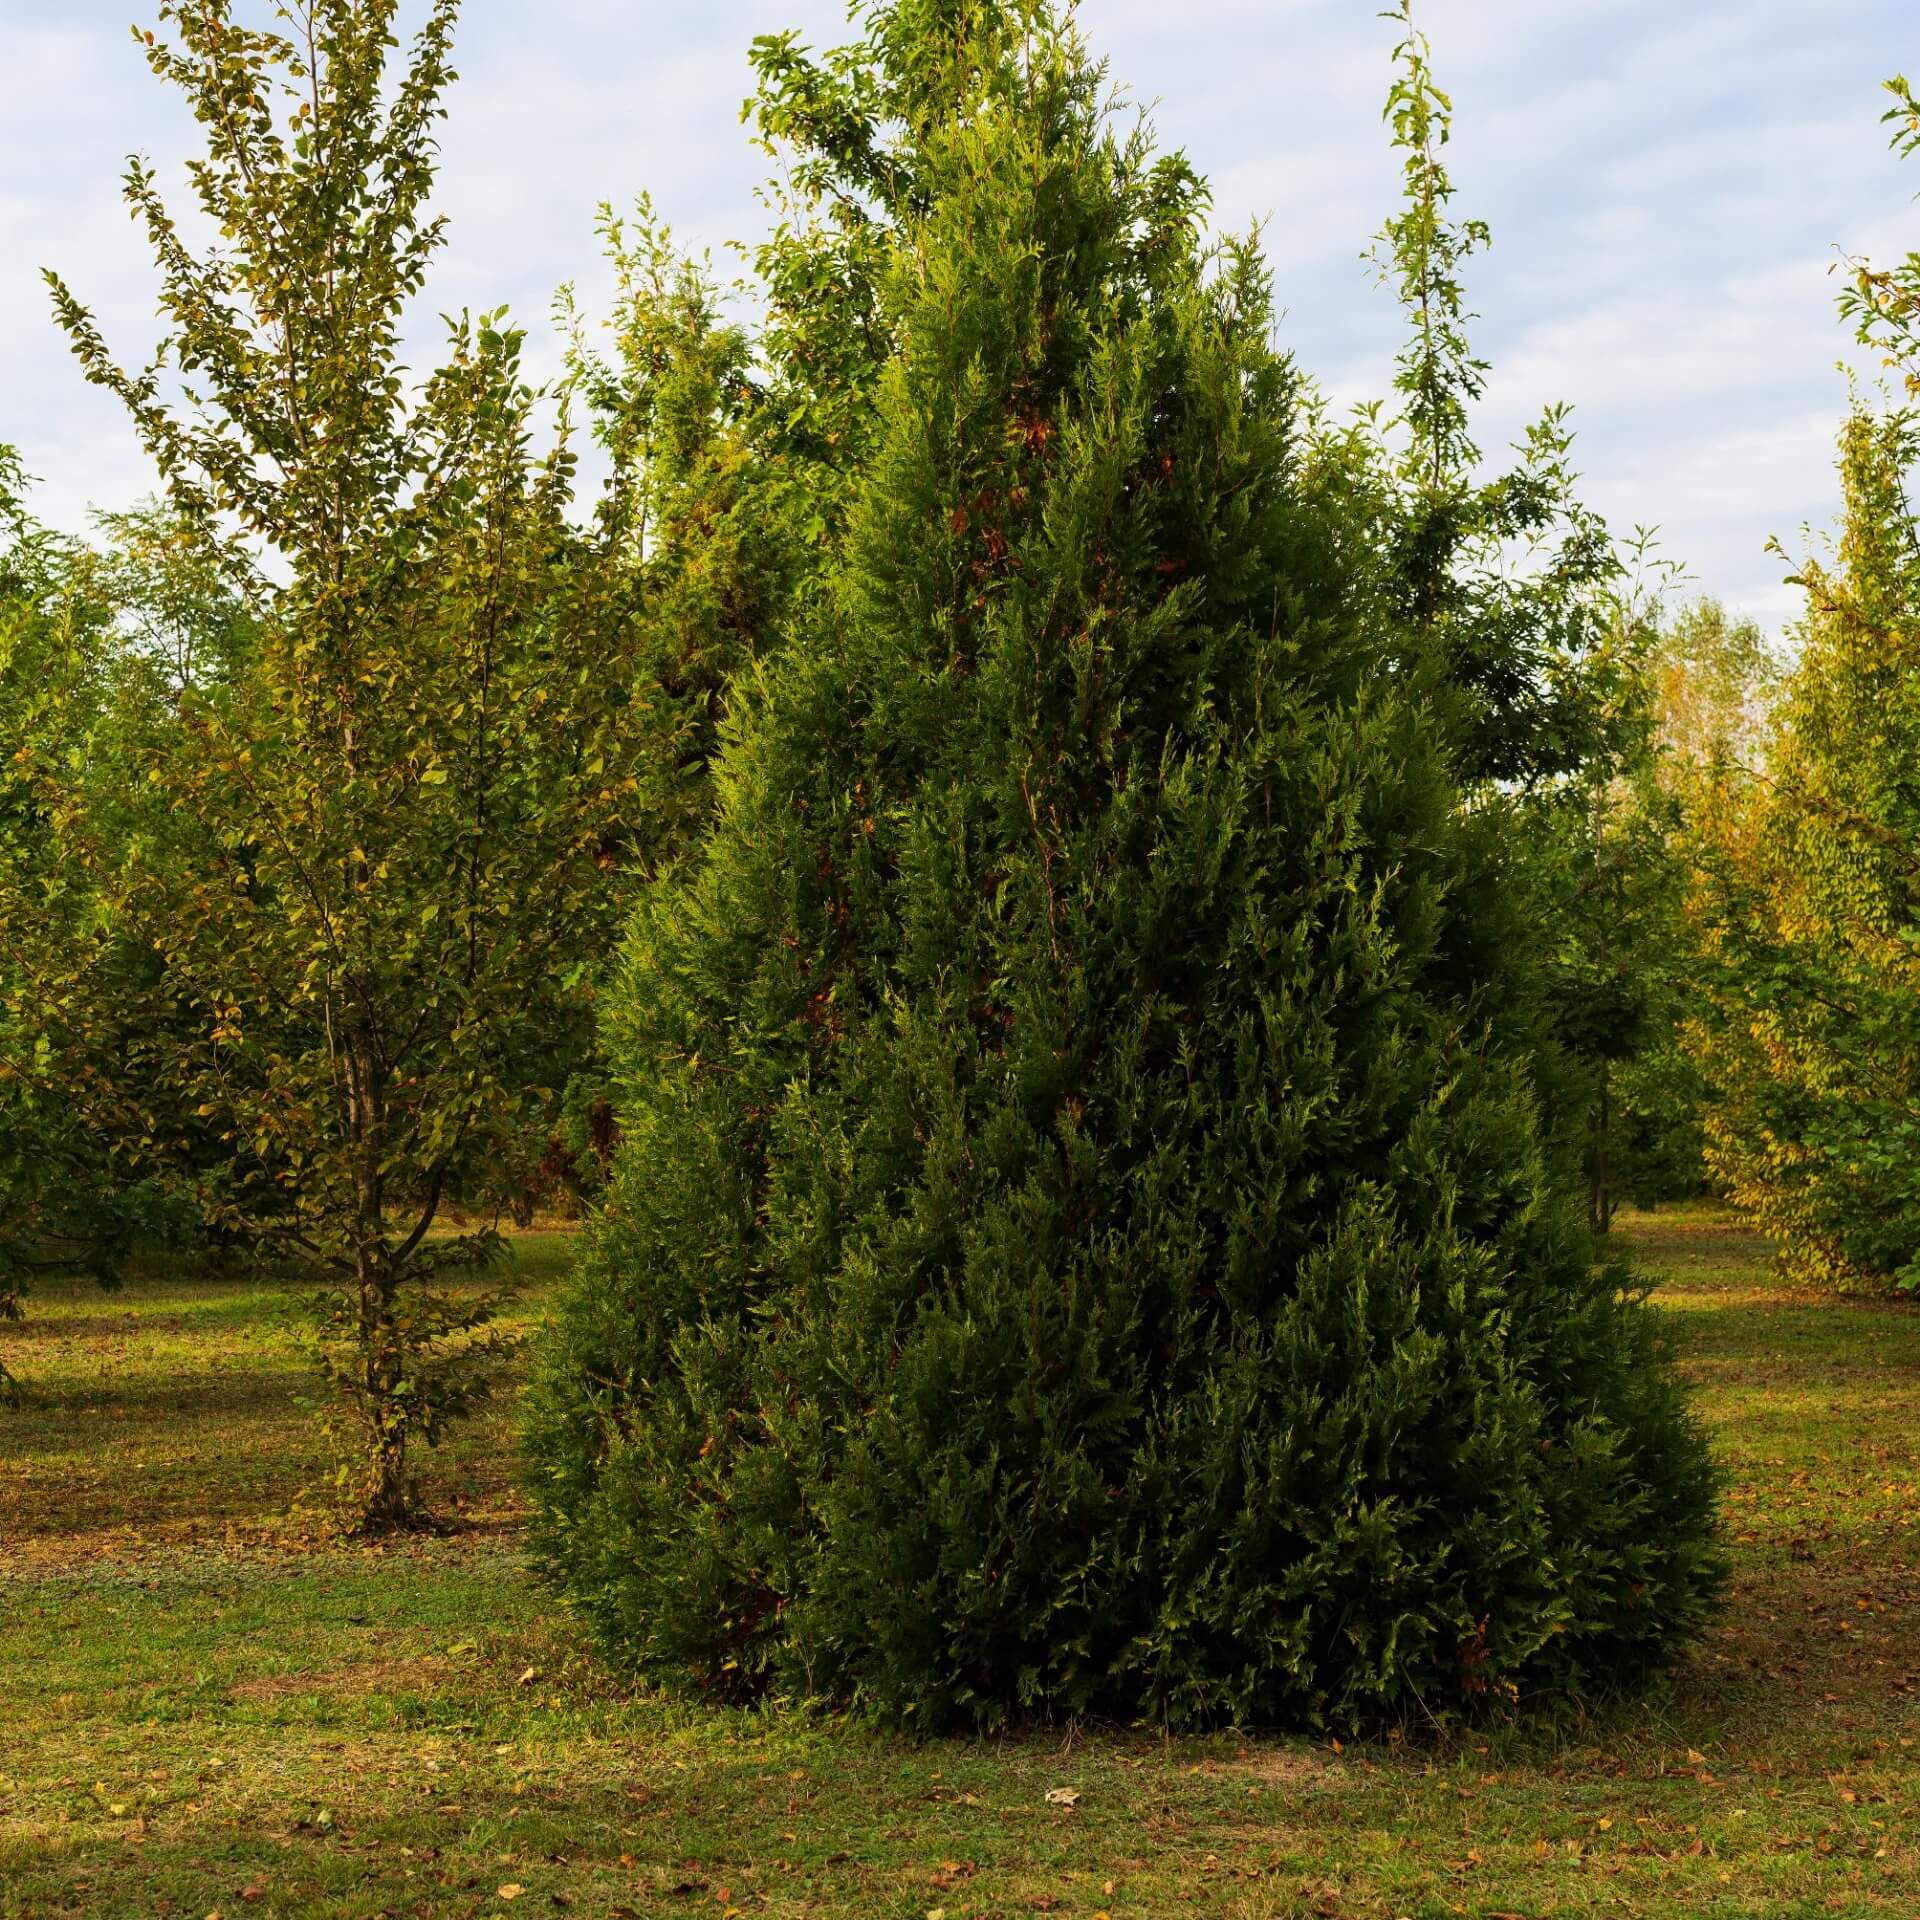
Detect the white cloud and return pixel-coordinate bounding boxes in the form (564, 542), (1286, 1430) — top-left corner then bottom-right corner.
(2, 0), (1914, 632)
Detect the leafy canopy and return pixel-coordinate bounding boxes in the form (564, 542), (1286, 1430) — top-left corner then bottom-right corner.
(14, 0), (649, 1522)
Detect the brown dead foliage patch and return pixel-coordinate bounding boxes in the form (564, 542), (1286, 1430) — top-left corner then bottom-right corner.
(228, 1656), (443, 1703)
(1234, 1746), (1328, 1788)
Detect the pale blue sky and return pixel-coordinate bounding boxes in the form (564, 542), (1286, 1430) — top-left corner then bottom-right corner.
(3, 0), (1915, 629)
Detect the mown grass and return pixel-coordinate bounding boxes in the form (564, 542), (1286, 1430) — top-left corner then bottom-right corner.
(2, 1208), (1916, 1918)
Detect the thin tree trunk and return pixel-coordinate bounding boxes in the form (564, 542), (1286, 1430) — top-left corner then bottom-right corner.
(1591, 1067), (1614, 1235)
(347, 1026), (410, 1530)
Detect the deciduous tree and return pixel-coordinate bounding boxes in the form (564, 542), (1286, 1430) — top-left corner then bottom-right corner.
(15, 1), (647, 1522)
(1690, 414), (1920, 1290)
(1683, 80), (1920, 1293)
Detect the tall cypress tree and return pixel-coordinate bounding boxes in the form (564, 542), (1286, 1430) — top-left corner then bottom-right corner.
(528, 0), (1721, 1729)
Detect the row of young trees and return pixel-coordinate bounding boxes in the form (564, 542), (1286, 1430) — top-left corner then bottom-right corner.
(0, 0), (1908, 1723)
(1657, 84), (1920, 1294)
(1574, 78), (1920, 1296)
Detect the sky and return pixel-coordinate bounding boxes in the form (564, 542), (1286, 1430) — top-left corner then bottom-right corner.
(2, 0), (1915, 632)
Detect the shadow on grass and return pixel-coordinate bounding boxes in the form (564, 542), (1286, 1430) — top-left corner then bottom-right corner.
(2, 1212), (1917, 1918)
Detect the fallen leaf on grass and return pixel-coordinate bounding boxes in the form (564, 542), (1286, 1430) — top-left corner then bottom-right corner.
(498, 1886), (524, 1902)
(1045, 1787), (1080, 1807)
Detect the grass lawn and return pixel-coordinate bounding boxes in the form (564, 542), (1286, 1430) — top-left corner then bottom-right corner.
(1, 1209), (1916, 1918)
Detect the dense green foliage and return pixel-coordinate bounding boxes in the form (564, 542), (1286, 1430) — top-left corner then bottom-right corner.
(1536, 600), (1779, 1228)
(1, 457), (113, 1361)
(0, 458), (211, 1398)
(567, 195), (861, 865)
(526, 0), (1723, 1732)
(47, 0), (1920, 1737)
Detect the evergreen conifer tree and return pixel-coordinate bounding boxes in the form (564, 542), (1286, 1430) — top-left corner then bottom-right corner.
(527, 0), (1721, 1729)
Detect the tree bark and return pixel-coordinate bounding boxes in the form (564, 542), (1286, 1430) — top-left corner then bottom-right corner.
(347, 1023), (411, 1531)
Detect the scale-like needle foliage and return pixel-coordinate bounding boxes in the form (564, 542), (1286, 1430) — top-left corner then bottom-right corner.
(528, 1), (1721, 1728)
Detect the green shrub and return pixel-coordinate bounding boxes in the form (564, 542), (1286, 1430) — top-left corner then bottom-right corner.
(527, 0), (1723, 1730)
